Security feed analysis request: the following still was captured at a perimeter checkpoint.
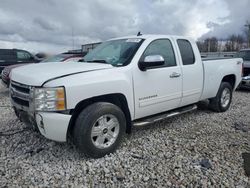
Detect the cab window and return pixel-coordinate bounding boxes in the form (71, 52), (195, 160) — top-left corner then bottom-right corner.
(141, 39), (176, 67)
(177, 39), (195, 65)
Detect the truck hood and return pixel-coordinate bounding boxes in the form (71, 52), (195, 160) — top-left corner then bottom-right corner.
(10, 62), (113, 86)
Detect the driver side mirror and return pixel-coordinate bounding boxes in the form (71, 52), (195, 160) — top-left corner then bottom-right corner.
(138, 55), (165, 71)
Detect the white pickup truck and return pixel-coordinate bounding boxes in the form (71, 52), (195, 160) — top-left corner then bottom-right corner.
(9, 35), (242, 158)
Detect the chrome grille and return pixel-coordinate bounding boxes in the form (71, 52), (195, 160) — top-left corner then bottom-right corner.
(10, 81), (31, 108)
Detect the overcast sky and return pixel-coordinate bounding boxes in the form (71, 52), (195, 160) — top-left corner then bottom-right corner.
(0, 0), (249, 53)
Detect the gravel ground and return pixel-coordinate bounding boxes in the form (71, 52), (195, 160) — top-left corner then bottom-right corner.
(0, 83), (250, 187)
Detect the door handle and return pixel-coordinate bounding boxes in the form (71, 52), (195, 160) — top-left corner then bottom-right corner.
(170, 72), (181, 78)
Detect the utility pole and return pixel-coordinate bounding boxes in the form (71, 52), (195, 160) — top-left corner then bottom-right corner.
(245, 22), (250, 48)
(208, 39), (211, 52)
(71, 26), (75, 50)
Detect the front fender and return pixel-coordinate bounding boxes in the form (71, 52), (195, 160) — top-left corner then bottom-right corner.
(44, 68), (135, 118)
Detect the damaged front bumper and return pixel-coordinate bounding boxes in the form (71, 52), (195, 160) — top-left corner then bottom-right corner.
(13, 106), (71, 142)
(10, 81), (71, 142)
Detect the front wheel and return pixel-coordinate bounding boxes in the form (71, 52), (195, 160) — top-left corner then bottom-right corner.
(209, 82), (233, 112)
(73, 102), (126, 158)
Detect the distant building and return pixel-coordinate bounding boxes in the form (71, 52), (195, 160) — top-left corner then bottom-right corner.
(81, 42), (101, 52)
(66, 42), (101, 54)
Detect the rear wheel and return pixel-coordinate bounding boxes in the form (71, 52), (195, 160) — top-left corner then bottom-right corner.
(209, 82), (233, 112)
(73, 102), (126, 158)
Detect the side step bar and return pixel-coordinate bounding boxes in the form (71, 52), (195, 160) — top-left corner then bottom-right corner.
(133, 104), (197, 127)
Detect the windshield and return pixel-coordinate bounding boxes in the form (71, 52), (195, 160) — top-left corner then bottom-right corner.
(83, 38), (144, 66)
(237, 50), (250, 61)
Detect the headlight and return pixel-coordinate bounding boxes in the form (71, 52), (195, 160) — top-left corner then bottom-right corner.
(33, 87), (66, 111)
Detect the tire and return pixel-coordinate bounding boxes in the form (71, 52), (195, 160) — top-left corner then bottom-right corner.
(209, 82), (233, 112)
(73, 102), (126, 158)
(236, 82), (242, 90)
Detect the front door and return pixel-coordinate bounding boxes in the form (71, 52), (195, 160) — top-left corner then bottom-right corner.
(133, 38), (182, 119)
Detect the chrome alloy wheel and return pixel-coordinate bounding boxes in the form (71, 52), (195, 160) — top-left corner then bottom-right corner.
(220, 88), (231, 108)
(91, 114), (120, 149)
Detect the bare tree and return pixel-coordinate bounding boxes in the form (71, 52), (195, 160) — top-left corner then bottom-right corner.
(236, 35), (244, 50)
(225, 34), (245, 51)
(196, 41), (206, 52)
(208, 37), (218, 52)
(244, 21), (250, 47)
(197, 37), (218, 52)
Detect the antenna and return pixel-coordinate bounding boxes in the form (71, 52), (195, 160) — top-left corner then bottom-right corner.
(137, 31), (142, 36)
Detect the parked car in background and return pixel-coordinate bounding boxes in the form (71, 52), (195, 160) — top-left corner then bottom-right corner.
(35, 52), (49, 61)
(0, 49), (39, 76)
(235, 49), (250, 88)
(10, 34), (242, 158)
(1, 51), (87, 87)
(41, 51), (87, 63)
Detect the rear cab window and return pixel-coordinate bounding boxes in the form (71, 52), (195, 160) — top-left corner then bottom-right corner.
(177, 39), (195, 65)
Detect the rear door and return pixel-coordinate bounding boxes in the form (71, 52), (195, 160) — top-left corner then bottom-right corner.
(176, 39), (203, 106)
(133, 38), (182, 119)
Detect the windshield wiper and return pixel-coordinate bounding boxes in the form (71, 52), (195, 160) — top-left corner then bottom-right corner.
(86, 59), (109, 64)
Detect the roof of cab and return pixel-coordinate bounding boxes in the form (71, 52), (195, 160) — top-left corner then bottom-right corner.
(108, 34), (193, 41)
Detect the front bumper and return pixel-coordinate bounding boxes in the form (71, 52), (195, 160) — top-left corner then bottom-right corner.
(10, 81), (71, 142)
(13, 105), (71, 142)
(35, 112), (71, 142)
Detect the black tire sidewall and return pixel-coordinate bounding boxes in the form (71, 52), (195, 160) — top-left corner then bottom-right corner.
(73, 102), (126, 158)
(217, 82), (233, 112)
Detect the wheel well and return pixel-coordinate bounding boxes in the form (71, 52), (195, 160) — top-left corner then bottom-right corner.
(67, 93), (132, 139)
(222, 74), (236, 89)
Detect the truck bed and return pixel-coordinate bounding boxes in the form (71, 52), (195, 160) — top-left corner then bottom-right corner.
(200, 58), (242, 100)
(202, 57), (237, 61)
